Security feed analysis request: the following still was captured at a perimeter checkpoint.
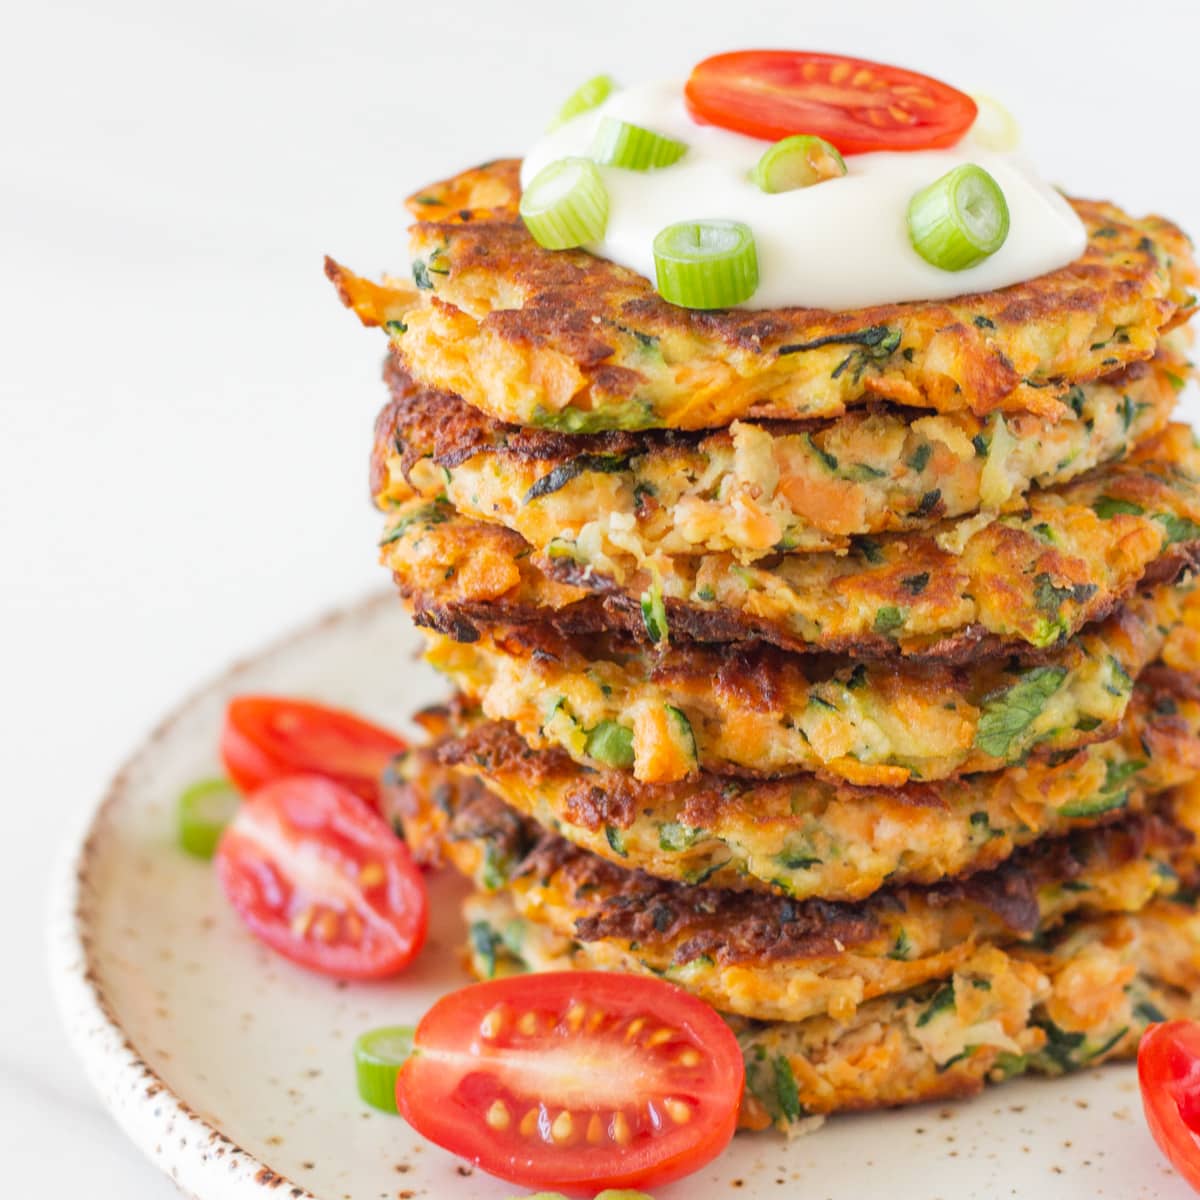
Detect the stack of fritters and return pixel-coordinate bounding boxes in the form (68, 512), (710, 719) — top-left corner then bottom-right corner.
(329, 158), (1200, 1131)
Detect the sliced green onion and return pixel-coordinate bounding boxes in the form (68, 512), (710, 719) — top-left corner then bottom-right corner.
(177, 777), (240, 859)
(751, 134), (847, 193)
(907, 164), (1010, 272)
(969, 94), (1020, 152)
(520, 158), (609, 250)
(548, 74), (615, 131)
(591, 118), (687, 171)
(653, 220), (758, 309)
(354, 1025), (415, 1113)
(584, 720), (635, 769)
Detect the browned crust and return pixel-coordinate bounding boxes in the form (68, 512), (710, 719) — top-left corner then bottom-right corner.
(388, 160), (1196, 422)
(380, 417), (1200, 663)
(399, 760), (1192, 967)
(374, 349), (1162, 486)
(431, 670), (1200, 839)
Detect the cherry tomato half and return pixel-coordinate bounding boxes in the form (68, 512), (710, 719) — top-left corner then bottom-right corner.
(215, 775), (427, 980)
(220, 695), (406, 809)
(396, 971), (744, 1195)
(1139, 1020), (1200, 1192)
(685, 50), (977, 154)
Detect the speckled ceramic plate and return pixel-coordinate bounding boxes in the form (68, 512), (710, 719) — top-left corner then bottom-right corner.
(49, 592), (1193, 1200)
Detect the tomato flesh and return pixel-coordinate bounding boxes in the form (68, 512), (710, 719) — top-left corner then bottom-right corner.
(215, 774), (427, 979)
(396, 971), (744, 1194)
(1138, 1020), (1200, 1191)
(685, 50), (977, 155)
(220, 695), (406, 809)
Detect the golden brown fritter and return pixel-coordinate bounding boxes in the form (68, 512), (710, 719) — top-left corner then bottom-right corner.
(328, 159), (1197, 432)
(373, 350), (1184, 560)
(415, 580), (1197, 786)
(392, 754), (1198, 1024)
(465, 889), (1200, 1131)
(381, 424), (1200, 661)
(396, 674), (1200, 900)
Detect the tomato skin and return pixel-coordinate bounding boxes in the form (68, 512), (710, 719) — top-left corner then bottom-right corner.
(215, 775), (427, 980)
(685, 50), (977, 155)
(220, 695), (406, 809)
(1139, 1022), (1200, 1191)
(396, 971), (744, 1195)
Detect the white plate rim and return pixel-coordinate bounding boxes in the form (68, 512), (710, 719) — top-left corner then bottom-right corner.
(46, 596), (397, 1200)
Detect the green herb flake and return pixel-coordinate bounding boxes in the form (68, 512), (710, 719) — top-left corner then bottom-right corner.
(469, 921), (500, 978)
(524, 454), (631, 503)
(773, 1056), (803, 1122)
(481, 844), (509, 891)
(907, 443), (932, 473)
(974, 666), (1068, 759)
(914, 489), (942, 518)
(889, 928), (913, 960)
(1092, 496), (1145, 519)
(916, 984), (956, 1027)
(856, 537), (884, 564)
(1135, 1000), (1168, 1025)
(1157, 513), (1200, 545)
(873, 606), (905, 635)
(806, 434), (838, 472)
(605, 825), (628, 858)
(640, 583), (669, 644)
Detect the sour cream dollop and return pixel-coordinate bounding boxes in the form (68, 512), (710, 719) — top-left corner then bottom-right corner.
(520, 80), (1088, 311)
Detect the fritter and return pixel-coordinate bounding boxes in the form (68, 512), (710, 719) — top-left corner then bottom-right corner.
(392, 757), (1198, 1024)
(373, 349), (1183, 561)
(381, 424), (1200, 661)
(399, 675), (1200, 900)
(465, 889), (1200, 1131)
(327, 160), (1197, 433)
(417, 580), (1197, 786)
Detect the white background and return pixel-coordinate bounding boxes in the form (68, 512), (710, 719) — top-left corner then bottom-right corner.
(4, 0), (1200, 1194)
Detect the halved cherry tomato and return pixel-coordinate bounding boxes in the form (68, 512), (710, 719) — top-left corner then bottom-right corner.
(1139, 1021), (1200, 1192)
(685, 50), (977, 154)
(396, 971), (744, 1194)
(215, 775), (427, 979)
(220, 695), (405, 809)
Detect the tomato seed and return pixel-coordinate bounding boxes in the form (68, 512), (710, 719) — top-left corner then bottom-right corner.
(479, 1004), (508, 1040)
(315, 911), (339, 942)
(565, 1002), (587, 1032)
(550, 1111), (575, 1144)
(519, 1108), (539, 1139)
(664, 1097), (692, 1124)
(517, 1011), (540, 1037)
(358, 862), (386, 888)
(624, 1017), (646, 1041)
(677, 1048), (701, 1067)
(646, 1027), (675, 1048)
(586, 1112), (604, 1144)
(291, 907), (314, 938)
(485, 1100), (510, 1131)
(611, 1110), (632, 1146)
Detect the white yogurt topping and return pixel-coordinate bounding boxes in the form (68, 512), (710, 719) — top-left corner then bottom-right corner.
(520, 80), (1088, 311)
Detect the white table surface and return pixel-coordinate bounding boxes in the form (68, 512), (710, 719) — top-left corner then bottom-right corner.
(5, 1), (1200, 1194)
